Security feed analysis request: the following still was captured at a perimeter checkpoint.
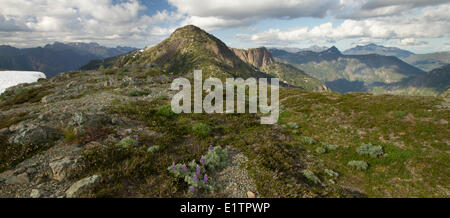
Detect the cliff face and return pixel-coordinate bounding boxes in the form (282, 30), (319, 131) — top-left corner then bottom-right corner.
(232, 46), (329, 92)
(231, 47), (274, 69)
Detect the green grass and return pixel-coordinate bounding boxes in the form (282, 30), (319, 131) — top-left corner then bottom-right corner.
(279, 87), (449, 197)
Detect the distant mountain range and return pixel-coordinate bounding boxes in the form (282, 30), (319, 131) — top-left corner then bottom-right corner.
(270, 46), (426, 93)
(0, 42), (136, 77)
(372, 64), (450, 96)
(343, 43), (414, 59)
(271, 45), (329, 53)
(343, 43), (450, 72)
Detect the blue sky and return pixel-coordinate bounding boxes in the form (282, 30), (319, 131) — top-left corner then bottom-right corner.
(0, 0), (449, 53)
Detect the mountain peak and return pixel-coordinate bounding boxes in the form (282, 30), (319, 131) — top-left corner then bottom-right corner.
(171, 25), (208, 37)
(324, 46), (341, 55)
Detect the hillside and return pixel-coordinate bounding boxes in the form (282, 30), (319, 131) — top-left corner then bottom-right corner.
(0, 67), (448, 198)
(403, 52), (450, 72)
(372, 64), (450, 96)
(270, 47), (426, 93)
(0, 43), (135, 77)
(231, 47), (329, 91)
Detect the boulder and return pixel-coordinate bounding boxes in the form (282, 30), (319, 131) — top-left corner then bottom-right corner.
(5, 173), (29, 185)
(49, 157), (76, 182)
(65, 175), (100, 198)
(69, 112), (111, 128)
(30, 189), (45, 198)
(8, 125), (61, 145)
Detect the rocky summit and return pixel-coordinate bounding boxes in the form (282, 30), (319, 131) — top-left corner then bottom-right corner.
(0, 25), (448, 198)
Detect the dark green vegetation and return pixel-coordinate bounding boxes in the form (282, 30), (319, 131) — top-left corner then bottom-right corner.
(0, 43), (135, 77)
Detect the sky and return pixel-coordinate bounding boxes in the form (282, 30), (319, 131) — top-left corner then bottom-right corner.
(0, 0), (449, 54)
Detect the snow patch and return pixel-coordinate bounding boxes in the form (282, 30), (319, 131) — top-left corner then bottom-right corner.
(0, 71), (46, 94)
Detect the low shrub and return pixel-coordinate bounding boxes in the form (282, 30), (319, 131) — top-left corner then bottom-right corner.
(168, 146), (228, 193)
(128, 89), (150, 97)
(157, 104), (175, 118)
(301, 136), (316, 145)
(302, 170), (321, 184)
(357, 143), (384, 158)
(315, 147), (326, 154)
(117, 136), (138, 148)
(321, 142), (339, 151)
(348, 160), (368, 171)
(192, 123), (212, 138)
(203, 146), (228, 171)
(63, 128), (76, 144)
(287, 122), (299, 129)
(324, 169), (339, 177)
(147, 145), (160, 153)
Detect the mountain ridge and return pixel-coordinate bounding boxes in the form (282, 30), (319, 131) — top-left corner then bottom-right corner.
(87, 25), (328, 91)
(270, 47), (427, 93)
(343, 43), (450, 72)
(0, 43), (136, 77)
(231, 47), (329, 91)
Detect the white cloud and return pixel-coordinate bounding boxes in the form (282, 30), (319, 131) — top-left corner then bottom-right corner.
(0, 0), (181, 48)
(399, 38), (428, 46)
(169, 0), (339, 30)
(169, 0), (450, 30)
(239, 4), (450, 46)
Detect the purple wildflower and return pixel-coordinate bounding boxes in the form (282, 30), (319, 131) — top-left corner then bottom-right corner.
(136, 97), (138, 101)
(203, 174), (208, 184)
(196, 166), (201, 176)
(182, 164), (187, 172)
(200, 156), (205, 166)
(171, 163), (176, 171)
(209, 145), (214, 151)
(193, 174), (197, 182)
(125, 91), (129, 96)
(189, 186), (195, 193)
(135, 135), (139, 141)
